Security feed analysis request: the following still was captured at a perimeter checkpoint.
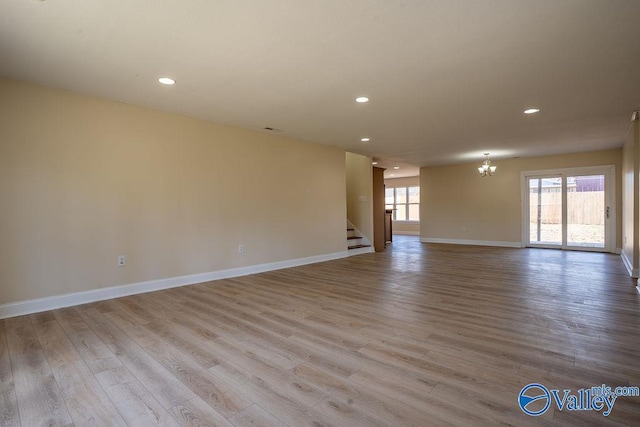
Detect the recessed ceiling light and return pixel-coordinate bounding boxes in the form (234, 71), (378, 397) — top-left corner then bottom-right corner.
(390, 174), (396, 177)
(524, 108), (540, 114)
(393, 166), (400, 170)
(158, 77), (176, 85)
(361, 137), (370, 142)
(355, 96), (369, 103)
(372, 161), (378, 165)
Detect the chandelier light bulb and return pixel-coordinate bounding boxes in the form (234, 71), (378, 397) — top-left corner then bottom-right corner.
(478, 153), (496, 177)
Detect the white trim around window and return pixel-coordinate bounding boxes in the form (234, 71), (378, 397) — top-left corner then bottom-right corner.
(385, 185), (420, 222)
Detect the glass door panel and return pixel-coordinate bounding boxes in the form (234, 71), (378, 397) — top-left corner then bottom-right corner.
(528, 177), (562, 246)
(524, 166), (612, 252)
(566, 175), (605, 248)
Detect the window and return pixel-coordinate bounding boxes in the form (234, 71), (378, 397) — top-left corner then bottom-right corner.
(386, 186), (420, 221)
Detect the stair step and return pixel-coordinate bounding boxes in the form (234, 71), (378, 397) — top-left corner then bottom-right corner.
(348, 244), (371, 250)
(347, 236), (362, 240)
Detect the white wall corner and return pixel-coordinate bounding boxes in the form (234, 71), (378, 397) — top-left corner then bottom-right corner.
(620, 251), (639, 278)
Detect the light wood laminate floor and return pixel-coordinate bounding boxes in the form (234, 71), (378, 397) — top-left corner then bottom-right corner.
(2, 236), (640, 426)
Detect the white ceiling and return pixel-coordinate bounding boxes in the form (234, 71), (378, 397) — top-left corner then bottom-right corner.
(2, 1), (639, 178)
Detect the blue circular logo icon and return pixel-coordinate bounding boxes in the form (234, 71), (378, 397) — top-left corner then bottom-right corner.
(518, 383), (551, 416)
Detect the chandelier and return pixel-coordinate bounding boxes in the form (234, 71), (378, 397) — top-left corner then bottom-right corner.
(478, 153), (497, 177)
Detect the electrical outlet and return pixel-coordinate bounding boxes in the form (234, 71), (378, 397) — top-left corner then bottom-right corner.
(117, 255), (126, 267)
(238, 244), (244, 254)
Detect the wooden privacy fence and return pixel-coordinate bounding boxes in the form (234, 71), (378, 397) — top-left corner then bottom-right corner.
(529, 191), (605, 225)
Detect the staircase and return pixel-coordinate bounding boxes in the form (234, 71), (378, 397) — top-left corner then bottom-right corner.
(346, 221), (371, 254)
(347, 228), (370, 250)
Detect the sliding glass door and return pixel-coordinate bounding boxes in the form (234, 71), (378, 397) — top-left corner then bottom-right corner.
(566, 174), (606, 248)
(528, 176), (562, 246)
(523, 166), (614, 252)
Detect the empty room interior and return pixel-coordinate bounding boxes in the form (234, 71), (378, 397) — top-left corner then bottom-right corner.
(2, 1), (640, 425)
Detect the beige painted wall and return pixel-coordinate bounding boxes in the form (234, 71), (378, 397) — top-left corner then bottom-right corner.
(384, 176), (420, 235)
(393, 222), (420, 236)
(345, 152), (373, 243)
(622, 121), (639, 275)
(421, 149), (623, 247)
(384, 176), (420, 188)
(0, 78), (347, 305)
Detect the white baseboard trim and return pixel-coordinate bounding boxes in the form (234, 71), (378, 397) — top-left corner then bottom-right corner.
(348, 246), (374, 256)
(621, 251), (639, 278)
(393, 231), (420, 236)
(420, 237), (523, 248)
(0, 250), (348, 320)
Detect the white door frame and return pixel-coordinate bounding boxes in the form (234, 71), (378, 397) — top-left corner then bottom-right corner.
(521, 165), (616, 252)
